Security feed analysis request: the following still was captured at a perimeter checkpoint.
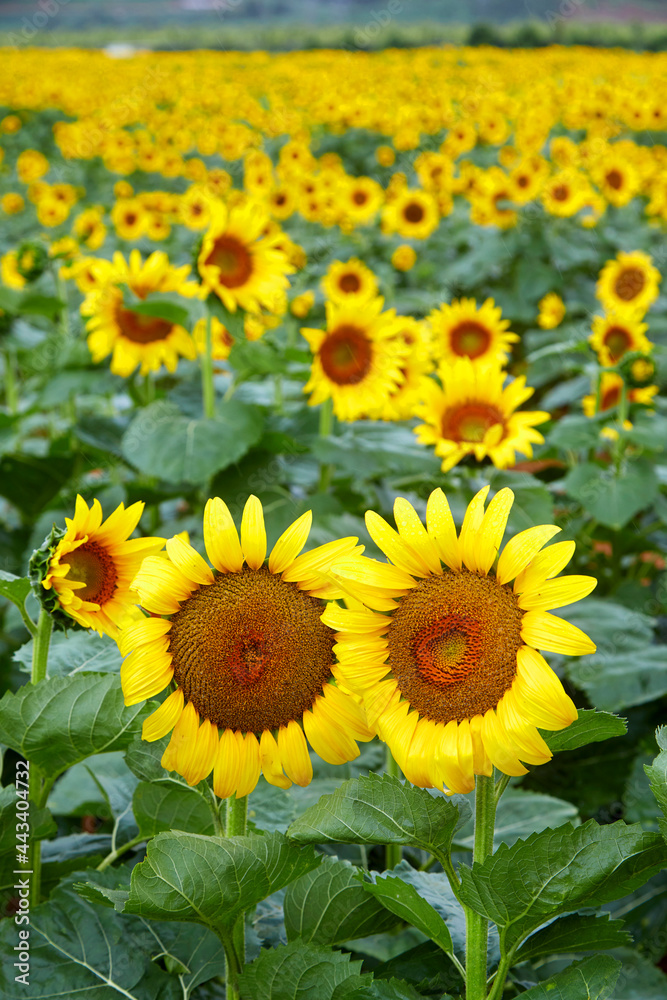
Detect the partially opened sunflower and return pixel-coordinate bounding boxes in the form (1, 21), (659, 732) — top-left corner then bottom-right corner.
(122, 497), (373, 797)
(328, 486), (596, 793)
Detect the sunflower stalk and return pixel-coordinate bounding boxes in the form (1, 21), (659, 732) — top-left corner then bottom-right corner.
(464, 773), (497, 1000)
(225, 794), (248, 994)
(385, 748), (402, 870)
(317, 397), (334, 493)
(3, 347), (18, 415)
(28, 607), (53, 908)
(201, 309), (216, 419)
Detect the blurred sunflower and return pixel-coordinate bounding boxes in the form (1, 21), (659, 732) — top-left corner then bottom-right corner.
(583, 371), (658, 416)
(589, 313), (651, 366)
(382, 189), (439, 240)
(328, 486), (596, 792)
(429, 297), (518, 364)
(321, 258), (378, 305)
(301, 297), (408, 421)
(123, 497), (374, 795)
(537, 292), (565, 330)
(31, 496), (163, 638)
(198, 199), (293, 313)
(82, 249), (200, 376)
(414, 359), (549, 472)
(596, 251), (661, 317)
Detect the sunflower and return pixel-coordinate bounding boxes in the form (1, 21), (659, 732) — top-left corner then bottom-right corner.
(1, 251), (26, 290)
(82, 249), (200, 377)
(111, 198), (148, 241)
(192, 315), (234, 361)
(429, 297), (518, 365)
(391, 245), (417, 272)
(178, 184), (212, 231)
(321, 258), (379, 306)
(382, 189), (439, 240)
(596, 251), (661, 318)
(301, 297), (408, 422)
(589, 313), (651, 366)
(414, 360), (549, 472)
(582, 371), (658, 417)
(378, 317), (434, 422)
(593, 154), (640, 209)
(328, 486), (596, 792)
(32, 495), (164, 638)
(198, 199), (294, 314)
(341, 176), (384, 227)
(122, 497), (374, 794)
(541, 171), (589, 218)
(537, 292), (565, 330)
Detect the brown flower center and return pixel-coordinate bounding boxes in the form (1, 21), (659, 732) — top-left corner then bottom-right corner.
(450, 320), (492, 359)
(603, 325), (631, 362)
(352, 190), (368, 206)
(116, 306), (173, 344)
(552, 184), (569, 202)
(205, 235), (253, 288)
(601, 384), (621, 410)
(614, 267), (645, 302)
(339, 272), (361, 293)
(404, 201), (425, 223)
(167, 567), (334, 732)
(320, 324), (373, 385)
(606, 169), (623, 191)
(387, 571), (523, 723)
(65, 542), (118, 605)
(442, 402), (504, 443)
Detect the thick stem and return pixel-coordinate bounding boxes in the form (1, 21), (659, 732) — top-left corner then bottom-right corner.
(464, 774), (497, 1000)
(225, 794), (247, 838)
(384, 747), (402, 870)
(28, 609), (53, 907)
(615, 380), (628, 475)
(3, 347), (18, 414)
(57, 269), (71, 338)
(201, 311), (215, 420)
(317, 398), (334, 493)
(222, 929), (243, 1000)
(225, 794), (248, 987)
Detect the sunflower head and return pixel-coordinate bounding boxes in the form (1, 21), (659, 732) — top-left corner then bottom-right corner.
(29, 523), (85, 633)
(329, 486), (596, 793)
(122, 496), (374, 797)
(620, 351), (657, 389)
(15, 241), (48, 283)
(429, 297), (518, 365)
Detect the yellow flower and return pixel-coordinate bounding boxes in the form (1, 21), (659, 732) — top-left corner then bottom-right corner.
(122, 496), (374, 794)
(36, 495), (164, 638)
(82, 249), (200, 377)
(589, 313), (651, 366)
(73, 207), (107, 250)
(537, 293), (566, 330)
(414, 360), (549, 472)
(596, 251), (661, 318)
(429, 297), (518, 365)
(582, 371), (658, 417)
(321, 258), (378, 306)
(391, 245), (417, 272)
(382, 189), (439, 239)
(1, 193), (25, 215)
(178, 184), (212, 231)
(376, 145), (396, 167)
(301, 297), (409, 422)
(192, 315), (234, 360)
(16, 149), (49, 183)
(329, 486), (595, 792)
(1, 115), (22, 134)
(198, 199), (293, 314)
(290, 291), (315, 318)
(541, 170), (589, 217)
(377, 317), (434, 421)
(1, 251), (26, 290)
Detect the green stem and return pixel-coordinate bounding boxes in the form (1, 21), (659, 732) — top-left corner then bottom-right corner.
(385, 747), (402, 870)
(273, 372), (284, 414)
(615, 380), (628, 475)
(144, 373), (155, 406)
(97, 834), (145, 871)
(317, 397), (334, 493)
(464, 774), (497, 1000)
(593, 369), (603, 416)
(57, 269), (71, 338)
(201, 311), (215, 419)
(225, 794), (248, 989)
(222, 929), (243, 1000)
(225, 794), (248, 838)
(28, 609), (53, 907)
(3, 347), (18, 414)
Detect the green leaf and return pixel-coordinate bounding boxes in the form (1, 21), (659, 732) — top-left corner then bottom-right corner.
(645, 726), (667, 843)
(375, 860), (467, 959)
(133, 780), (216, 838)
(238, 941), (364, 1000)
(560, 599), (654, 655)
(284, 856), (399, 947)
(228, 337), (286, 377)
(0, 454), (75, 518)
(122, 399), (264, 484)
(0, 868), (226, 999)
(206, 295), (246, 337)
(566, 646), (667, 711)
(331, 977), (427, 1000)
(19, 292), (65, 319)
(547, 414), (602, 451)
(564, 459), (659, 528)
(0, 571), (31, 610)
(122, 831), (321, 936)
(126, 293), (192, 328)
(454, 787), (579, 851)
(14, 630), (122, 676)
(0, 784), (56, 853)
(518, 955), (621, 1000)
(0, 674), (150, 780)
(287, 774), (467, 863)
(543, 709), (627, 752)
(458, 819), (667, 951)
(514, 913), (631, 963)
(611, 947), (667, 999)
(125, 733), (171, 782)
(363, 872), (454, 957)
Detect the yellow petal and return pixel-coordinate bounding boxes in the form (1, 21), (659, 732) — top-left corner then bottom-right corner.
(320, 683), (375, 741)
(518, 575), (597, 612)
(481, 709), (528, 776)
(379, 702), (419, 770)
(514, 647), (578, 729)
(365, 510), (428, 577)
(165, 536), (214, 586)
(469, 713), (493, 776)
(283, 537), (361, 584)
(393, 497), (442, 575)
(404, 717), (438, 788)
(331, 557), (416, 592)
(303, 698), (359, 765)
(277, 720), (313, 786)
(213, 728), (240, 799)
(161, 701), (199, 779)
(235, 731), (262, 797)
(241, 495), (267, 570)
(496, 525), (561, 585)
(268, 510), (312, 575)
(469, 488), (514, 576)
(321, 604), (389, 634)
(434, 720), (474, 794)
(203, 497), (243, 573)
(185, 718), (219, 785)
(363, 678), (400, 729)
(142, 687), (184, 741)
(118, 615), (171, 657)
(496, 692), (552, 766)
(426, 488), (461, 571)
(133, 556), (194, 614)
(513, 540), (576, 593)
(458, 486), (490, 572)
(521, 610), (596, 655)
(260, 729), (292, 789)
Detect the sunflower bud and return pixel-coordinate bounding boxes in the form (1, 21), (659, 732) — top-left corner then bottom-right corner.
(29, 524), (86, 633)
(618, 351), (657, 389)
(15, 240), (48, 283)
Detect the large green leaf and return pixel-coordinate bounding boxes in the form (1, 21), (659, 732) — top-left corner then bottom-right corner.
(564, 459), (658, 528)
(645, 726), (667, 843)
(514, 913), (631, 963)
(132, 780), (216, 838)
(238, 941), (365, 1000)
(458, 820), (667, 951)
(517, 955), (621, 1000)
(0, 571), (31, 611)
(115, 831), (320, 937)
(287, 774), (466, 864)
(0, 454), (75, 518)
(566, 647), (667, 711)
(0, 784), (56, 853)
(284, 856), (399, 947)
(363, 873), (454, 957)
(0, 674), (150, 780)
(543, 709), (627, 752)
(121, 399), (264, 484)
(14, 630), (122, 677)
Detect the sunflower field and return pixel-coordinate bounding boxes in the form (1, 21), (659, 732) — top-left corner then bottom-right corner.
(1, 41), (667, 1000)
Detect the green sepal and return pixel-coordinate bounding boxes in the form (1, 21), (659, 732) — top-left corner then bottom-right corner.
(28, 523), (87, 634)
